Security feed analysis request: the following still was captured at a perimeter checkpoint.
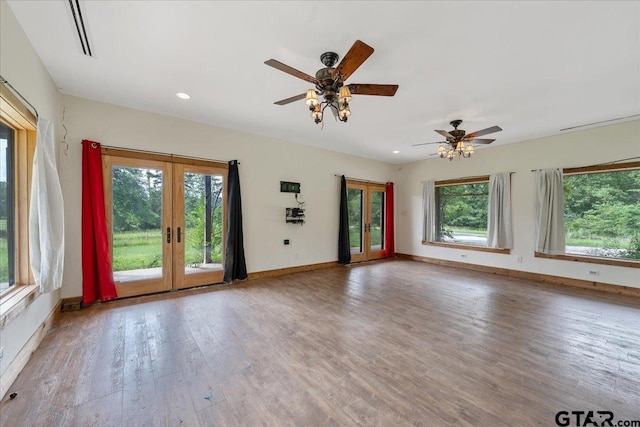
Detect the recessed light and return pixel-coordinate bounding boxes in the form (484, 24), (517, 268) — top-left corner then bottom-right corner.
(392, 150), (400, 154)
(176, 92), (191, 100)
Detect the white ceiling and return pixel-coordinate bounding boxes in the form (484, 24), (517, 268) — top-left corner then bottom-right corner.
(7, 1), (640, 164)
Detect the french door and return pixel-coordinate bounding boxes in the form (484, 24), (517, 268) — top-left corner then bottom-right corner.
(346, 181), (386, 262)
(103, 154), (227, 298)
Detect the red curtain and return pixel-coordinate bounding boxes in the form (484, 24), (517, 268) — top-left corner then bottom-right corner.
(384, 182), (395, 257)
(82, 140), (117, 305)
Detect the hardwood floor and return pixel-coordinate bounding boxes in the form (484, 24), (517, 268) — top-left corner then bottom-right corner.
(1, 259), (639, 426)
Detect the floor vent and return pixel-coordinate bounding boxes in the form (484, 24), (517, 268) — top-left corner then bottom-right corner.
(61, 297), (83, 312)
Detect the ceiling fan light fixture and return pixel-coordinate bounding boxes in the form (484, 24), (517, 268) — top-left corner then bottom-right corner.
(305, 89), (319, 107)
(311, 104), (323, 123)
(265, 40), (399, 127)
(412, 120), (501, 161)
(338, 86), (352, 104)
(338, 105), (351, 121)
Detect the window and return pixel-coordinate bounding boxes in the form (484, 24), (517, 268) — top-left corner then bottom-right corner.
(563, 163), (640, 263)
(423, 175), (510, 254)
(0, 87), (37, 295)
(435, 180), (489, 247)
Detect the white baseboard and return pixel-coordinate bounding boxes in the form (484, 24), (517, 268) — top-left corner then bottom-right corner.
(1, 299), (61, 399)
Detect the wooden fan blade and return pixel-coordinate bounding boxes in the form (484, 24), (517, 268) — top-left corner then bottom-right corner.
(435, 130), (455, 139)
(332, 40), (374, 81)
(411, 141), (445, 147)
(464, 126), (502, 139)
(264, 59), (319, 85)
(466, 138), (495, 145)
(348, 84), (399, 96)
(274, 93), (307, 105)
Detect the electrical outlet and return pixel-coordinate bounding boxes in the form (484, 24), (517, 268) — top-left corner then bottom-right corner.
(588, 270), (600, 276)
(461, 254), (468, 259)
(516, 256), (523, 263)
(294, 252), (299, 259)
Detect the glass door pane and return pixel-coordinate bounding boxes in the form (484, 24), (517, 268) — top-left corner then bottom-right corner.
(370, 190), (385, 254)
(111, 166), (165, 283)
(174, 164), (226, 289)
(183, 172), (224, 275)
(347, 188), (364, 255)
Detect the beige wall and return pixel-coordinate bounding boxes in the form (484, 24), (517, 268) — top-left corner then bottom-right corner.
(395, 119), (640, 288)
(59, 95), (396, 298)
(0, 1), (61, 376)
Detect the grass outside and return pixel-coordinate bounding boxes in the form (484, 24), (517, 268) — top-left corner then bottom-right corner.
(112, 229), (221, 272)
(0, 236), (7, 283)
(1, 218), (7, 283)
(349, 225), (382, 249)
(446, 227), (487, 237)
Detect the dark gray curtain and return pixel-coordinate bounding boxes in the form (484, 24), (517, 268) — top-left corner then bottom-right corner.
(338, 175), (351, 264)
(224, 160), (247, 282)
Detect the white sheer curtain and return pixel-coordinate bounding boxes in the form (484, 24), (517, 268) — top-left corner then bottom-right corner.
(487, 172), (513, 249)
(535, 169), (565, 254)
(29, 116), (65, 293)
(422, 180), (436, 242)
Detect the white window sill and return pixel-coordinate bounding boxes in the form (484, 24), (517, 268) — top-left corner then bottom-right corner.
(534, 252), (640, 269)
(422, 241), (511, 254)
(0, 285), (40, 331)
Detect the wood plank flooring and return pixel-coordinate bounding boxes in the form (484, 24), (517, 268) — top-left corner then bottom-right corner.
(1, 259), (639, 426)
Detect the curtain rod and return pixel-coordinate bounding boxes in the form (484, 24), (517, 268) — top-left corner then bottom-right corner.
(530, 157), (640, 172)
(100, 144), (239, 164)
(0, 75), (39, 118)
(419, 172), (515, 183)
(334, 174), (386, 185)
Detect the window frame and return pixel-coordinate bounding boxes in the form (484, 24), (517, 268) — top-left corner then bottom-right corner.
(423, 175), (510, 254)
(535, 161), (640, 268)
(0, 86), (37, 303)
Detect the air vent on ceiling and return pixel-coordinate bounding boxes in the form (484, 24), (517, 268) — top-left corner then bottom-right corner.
(560, 114), (640, 132)
(68, 0), (92, 56)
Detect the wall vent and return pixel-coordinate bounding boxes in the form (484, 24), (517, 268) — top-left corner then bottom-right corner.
(68, 0), (93, 56)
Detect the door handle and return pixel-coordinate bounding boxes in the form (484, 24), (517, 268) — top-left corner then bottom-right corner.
(167, 227), (171, 243)
(177, 227), (181, 243)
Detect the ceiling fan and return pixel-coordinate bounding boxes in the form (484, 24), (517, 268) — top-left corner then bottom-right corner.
(264, 40), (399, 124)
(412, 119), (503, 160)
